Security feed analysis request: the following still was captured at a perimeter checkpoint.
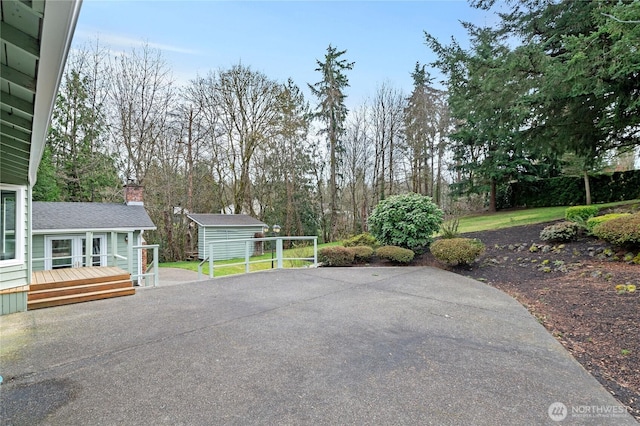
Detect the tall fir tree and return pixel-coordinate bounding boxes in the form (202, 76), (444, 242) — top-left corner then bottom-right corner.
(308, 45), (354, 241)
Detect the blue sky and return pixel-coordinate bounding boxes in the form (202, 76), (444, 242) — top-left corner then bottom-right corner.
(73, 1), (497, 105)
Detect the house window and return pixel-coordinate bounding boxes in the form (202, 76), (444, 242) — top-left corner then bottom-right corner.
(0, 186), (24, 265)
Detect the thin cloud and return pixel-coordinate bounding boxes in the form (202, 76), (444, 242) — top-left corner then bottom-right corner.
(76, 29), (202, 55)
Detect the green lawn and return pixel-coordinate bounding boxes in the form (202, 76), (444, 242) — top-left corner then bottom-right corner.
(455, 199), (639, 234)
(161, 242), (337, 278)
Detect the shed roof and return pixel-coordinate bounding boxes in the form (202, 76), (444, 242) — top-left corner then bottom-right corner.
(33, 202), (156, 233)
(188, 214), (266, 227)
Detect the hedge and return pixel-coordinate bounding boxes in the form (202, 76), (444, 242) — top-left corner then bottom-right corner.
(500, 170), (640, 208)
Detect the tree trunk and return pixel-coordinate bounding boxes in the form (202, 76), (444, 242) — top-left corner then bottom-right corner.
(489, 179), (497, 212)
(583, 170), (592, 205)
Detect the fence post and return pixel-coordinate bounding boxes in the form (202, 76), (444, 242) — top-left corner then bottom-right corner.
(209, 241), (214, 278)
(153, 245), (159, 287)
(276, 237), (283, 269)
(245, 240), (250, 273)
(313, 237), (318, 267)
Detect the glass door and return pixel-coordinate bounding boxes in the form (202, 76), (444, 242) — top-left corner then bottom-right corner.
(46, 234), (107, 269)
(82, 236), (106, 267)
(51, 238), (75, 269)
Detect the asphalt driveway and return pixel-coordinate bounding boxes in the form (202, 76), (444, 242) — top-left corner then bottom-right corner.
(0, 267), (636, 425)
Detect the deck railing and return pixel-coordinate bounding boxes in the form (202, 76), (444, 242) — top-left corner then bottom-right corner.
(198, 236), (318, 280)
(31, 231), (159, 287)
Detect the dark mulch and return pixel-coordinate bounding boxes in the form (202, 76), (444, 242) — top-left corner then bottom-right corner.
(365, 222), (639, 420)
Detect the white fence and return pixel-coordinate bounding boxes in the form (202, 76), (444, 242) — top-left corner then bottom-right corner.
(198, 236), (318, 279)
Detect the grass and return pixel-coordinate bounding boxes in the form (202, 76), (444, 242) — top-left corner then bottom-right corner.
(456, 199), (639, 234)
(161, 242), (338, 278)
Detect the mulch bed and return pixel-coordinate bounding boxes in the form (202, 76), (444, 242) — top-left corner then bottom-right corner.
(405, 222), (639, 420)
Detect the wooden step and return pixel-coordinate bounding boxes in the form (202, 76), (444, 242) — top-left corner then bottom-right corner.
(28, 280), (133, 301)
(31, 268), (130, 291)
(27, 287), (136, 310)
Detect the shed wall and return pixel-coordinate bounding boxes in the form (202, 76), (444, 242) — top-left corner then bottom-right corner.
(198, 226), (263, 261)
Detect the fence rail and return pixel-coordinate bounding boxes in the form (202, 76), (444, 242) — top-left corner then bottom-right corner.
(198, 236), (318, 280)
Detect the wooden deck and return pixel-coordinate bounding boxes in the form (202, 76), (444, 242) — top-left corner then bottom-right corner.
(29, 267), (135, 310)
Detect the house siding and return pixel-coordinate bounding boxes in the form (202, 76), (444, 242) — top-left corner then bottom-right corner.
(32, 234), (45, 271)
(31, 231), (142, 278)
(198, 226), (263, 261)
(0, 186), (28, 315)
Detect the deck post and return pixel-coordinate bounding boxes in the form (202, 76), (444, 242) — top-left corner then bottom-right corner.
(85, 231), (93, 267)
(111, 231), (117, 267)
(127, 231), (134, 275)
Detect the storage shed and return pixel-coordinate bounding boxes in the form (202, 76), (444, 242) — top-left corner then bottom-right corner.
(188, 214), (266, 261)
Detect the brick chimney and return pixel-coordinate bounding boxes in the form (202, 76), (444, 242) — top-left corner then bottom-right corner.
(124, 180), (144, 206)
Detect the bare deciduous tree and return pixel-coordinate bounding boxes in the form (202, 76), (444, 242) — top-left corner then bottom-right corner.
(110, 44), (174, 185)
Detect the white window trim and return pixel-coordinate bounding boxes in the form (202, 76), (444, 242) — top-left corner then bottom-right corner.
(0, 185), (25, 267)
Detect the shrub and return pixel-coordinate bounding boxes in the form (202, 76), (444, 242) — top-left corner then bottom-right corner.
(318, 246), (355, 266)
(348, 245), (374, 263)
(539, 221), (580, 242)
(439, 218), (460, 239)
(586, 213), (631, 233)
(565, 205), (600, 223)
(430, 238), (485, 266)
(343, 232), (379, 248)
(592, 213), (640, 247)
(367, 193), (444, 250)
(375, 245), (415, 264)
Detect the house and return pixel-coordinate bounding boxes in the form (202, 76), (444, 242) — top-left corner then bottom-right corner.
(31, 185), (156, 282)
(1, 0), (83, 315)
(188, 214), (267, 261)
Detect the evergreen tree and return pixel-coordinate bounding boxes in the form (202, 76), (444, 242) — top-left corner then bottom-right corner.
(425, 27), (538, 211)
(308, 45), (354, 241)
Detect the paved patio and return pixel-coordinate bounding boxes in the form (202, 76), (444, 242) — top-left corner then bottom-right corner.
(0, 267), (635, 424)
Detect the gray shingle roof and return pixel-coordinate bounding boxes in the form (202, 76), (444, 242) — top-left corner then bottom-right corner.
(33, 202), (156, 232)
(187, 214), (266, 227)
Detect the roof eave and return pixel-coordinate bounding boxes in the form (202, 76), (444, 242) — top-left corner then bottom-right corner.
(29, 0), (83, 185)
(33, 226), (156, 234)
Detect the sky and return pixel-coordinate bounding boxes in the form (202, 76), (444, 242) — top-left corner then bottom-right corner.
(72, 0), (499, 107)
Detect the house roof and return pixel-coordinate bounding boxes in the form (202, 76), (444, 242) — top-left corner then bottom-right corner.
(187, 214), (266, 228)
(1, 0), (83, 186)
(33, 202), (156, 233)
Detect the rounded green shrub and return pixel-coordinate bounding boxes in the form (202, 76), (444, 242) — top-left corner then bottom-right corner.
(430, 238), (485, 266)
(586, 213), (631, 232)
(343, 232), (379, 248)
(367, 193), (444, 250)
(539, 221), (580, 242)
(319, 246), (355, 266)
(592, 213), (640, 247)
(348, 245), (374, 263)
(565, 205), (600, 223)
(375, 245), (415, 264)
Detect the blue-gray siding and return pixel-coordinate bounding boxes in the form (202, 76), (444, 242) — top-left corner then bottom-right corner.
(198, 226), (264, 261)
